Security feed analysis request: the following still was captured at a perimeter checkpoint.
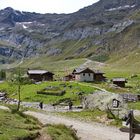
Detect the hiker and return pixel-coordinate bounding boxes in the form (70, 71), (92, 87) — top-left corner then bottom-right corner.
(52, 103), (56, 110)
(68, 100), (73, 110)
(39, 101), (43, 109)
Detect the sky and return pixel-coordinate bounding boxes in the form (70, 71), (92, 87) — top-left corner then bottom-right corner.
(0, 0), (99, 14)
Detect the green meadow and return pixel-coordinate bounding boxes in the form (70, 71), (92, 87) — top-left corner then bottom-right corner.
(0, 81), (97, 105)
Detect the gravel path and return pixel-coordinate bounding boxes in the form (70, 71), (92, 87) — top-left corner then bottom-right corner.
(24, 111), (140, 140)
(0, 105), (10, 111)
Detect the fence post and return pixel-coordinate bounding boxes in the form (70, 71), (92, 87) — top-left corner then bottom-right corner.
(129, 110), (135, 140)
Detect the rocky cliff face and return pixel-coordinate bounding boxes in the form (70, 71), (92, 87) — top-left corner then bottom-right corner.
(0, 0), (140, 64)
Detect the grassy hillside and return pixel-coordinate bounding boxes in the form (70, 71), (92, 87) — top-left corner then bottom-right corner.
(0, 109), (40, 139)
(0, 108), (79, 140)
(21, 57), (86, 71)
(95, 48), (140, 80)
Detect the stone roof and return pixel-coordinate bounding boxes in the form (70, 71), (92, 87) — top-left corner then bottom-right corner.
(27, 70), (53, 75)
(74, 67), (94, 74)
(112, 78), (127, 82)
(73, 67), (104, 74)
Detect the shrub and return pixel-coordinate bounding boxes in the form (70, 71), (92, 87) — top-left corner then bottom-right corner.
(0, 70), (6, 80)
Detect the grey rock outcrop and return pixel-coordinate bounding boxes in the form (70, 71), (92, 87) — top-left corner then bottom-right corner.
(63, 27), (102, 40)
(82, 91), (128, 119)
(108, 20), (134, 33)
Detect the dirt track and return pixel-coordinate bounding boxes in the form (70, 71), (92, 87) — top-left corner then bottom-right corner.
(25, 111), (140, 140)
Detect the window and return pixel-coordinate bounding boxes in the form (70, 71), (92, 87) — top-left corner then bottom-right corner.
(83, 73), (85, 76)
(89, 73), (90, 76)
(112, 99), (119, 108)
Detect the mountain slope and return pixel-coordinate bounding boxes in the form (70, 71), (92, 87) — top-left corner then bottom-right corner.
(0, 0), (140, 67)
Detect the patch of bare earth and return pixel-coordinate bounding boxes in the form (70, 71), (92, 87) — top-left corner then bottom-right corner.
(35, 130), (52, 140)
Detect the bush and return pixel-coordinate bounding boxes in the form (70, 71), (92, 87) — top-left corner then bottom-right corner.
(0, 70), (6, 80)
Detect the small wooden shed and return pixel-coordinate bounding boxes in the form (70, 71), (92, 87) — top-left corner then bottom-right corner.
(27, 70), (54, 82)
(112, 78), (127, 87)
(94, 70), (106, 82)
(63, 74), (74, 81)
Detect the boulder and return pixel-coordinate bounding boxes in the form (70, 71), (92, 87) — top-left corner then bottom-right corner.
(82, 91), (128, 119)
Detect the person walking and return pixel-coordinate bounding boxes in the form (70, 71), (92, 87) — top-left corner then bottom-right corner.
(39, 101), (43, 109)
(68, 100), (73, 110)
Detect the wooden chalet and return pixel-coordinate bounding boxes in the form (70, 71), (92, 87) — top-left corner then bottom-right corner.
(112, 78), (127, 87)
(73, 68), (94, 82)
(27, 70), (54, 82)
(72, 67), (105, 82)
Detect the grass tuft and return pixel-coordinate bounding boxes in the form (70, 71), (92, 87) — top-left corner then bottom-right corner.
(46, 124), (79, 140)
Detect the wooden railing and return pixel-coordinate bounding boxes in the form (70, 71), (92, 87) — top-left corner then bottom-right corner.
(120, 110), (140, 140)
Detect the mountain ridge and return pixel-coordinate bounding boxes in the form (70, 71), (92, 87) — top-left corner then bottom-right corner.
(0, 0), (140, 66)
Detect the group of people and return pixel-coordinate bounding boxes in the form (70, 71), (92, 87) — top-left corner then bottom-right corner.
(39, 100), (73, 110)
